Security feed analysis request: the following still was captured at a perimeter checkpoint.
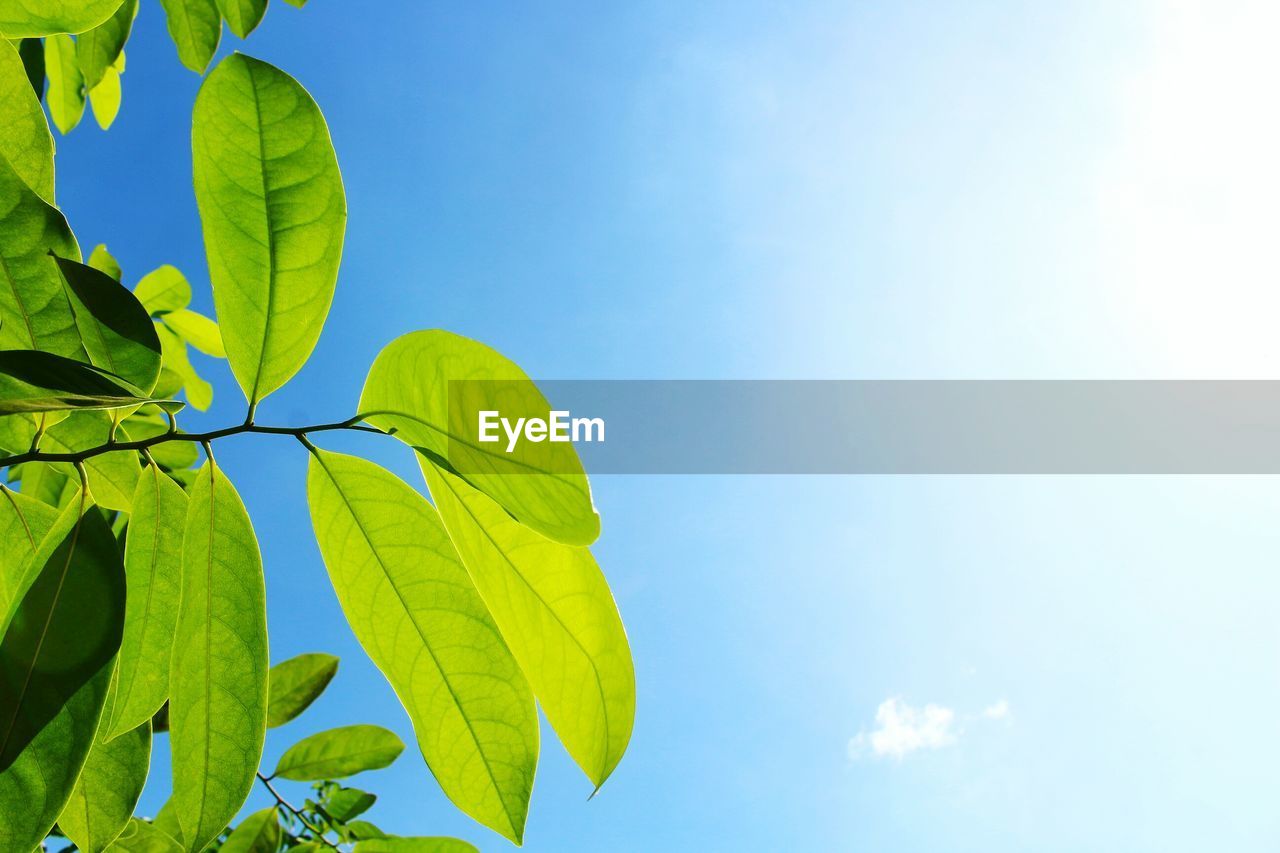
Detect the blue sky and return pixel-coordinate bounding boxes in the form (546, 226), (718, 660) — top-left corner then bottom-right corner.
(54, 1), (1280, 850)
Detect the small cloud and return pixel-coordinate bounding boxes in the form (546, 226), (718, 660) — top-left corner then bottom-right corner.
(848, 697), (1011, 760)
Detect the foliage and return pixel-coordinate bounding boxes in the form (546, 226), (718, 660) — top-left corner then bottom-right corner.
(0, 2), (634, 850)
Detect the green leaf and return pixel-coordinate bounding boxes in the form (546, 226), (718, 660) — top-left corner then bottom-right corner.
(53, 256), (163, 392)
(16, 36), (44, 101)
(134, 265), (191, 314)
(324, 786), (375, 822)
(156, 0), (220, 73)
(58, 717), (151, 853)
(0, 349), (157, 415)
(306, 449), (537, 842)
(0, 496), (124, 851)
(0, 38), (53, 203)
(161, 307), (224, 357)
(266, 652), (338, 728)
(75, 0), (134, 88)
(89, 60), (121, 129)
(104, 818), (183, 852)
(44, 33), (84, 134)
(218, 806), (280, 853)
(89, 243), (122, 280)
(0, 0), (125, 37)
(156, 323), (212, 410)
(281, 0), (306, 7)
(215, 0), (266, 39)
(0, 155), (81, 353)
(39, 410), (141, 512)
(151, 796), (182, 841)
(272, 724), (404, 781)
(170, 459), (268, 853)
(423, 462), (635, 788)
(118, 410), (199, 470)
(0, 484), (57, 621)
(344, 821), (387, 841)
(354, 839), (479, 853)
(359, 330), (600, 546)
(193, 52), (346, 407)
(103, 461), (188, 739)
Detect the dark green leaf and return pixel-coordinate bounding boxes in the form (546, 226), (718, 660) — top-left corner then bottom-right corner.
(193, 52), (346, 407)
(272, 724), (404, 781)
(170, 460), (268, 852)
(0, 349), (158, 415)
(16, 37), (44, 102)
(266, 652), (338, 728)
(53, 256), (162, 393)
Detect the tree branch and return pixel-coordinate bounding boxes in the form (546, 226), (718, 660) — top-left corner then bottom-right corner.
(0, 416), (385, 468)
(256, 772), (341, 850)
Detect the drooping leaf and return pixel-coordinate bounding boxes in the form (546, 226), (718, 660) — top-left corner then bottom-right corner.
(360, 330), (600, 546)
(89, 244), (122, 280)
(156, 0), (220, 73)
(44, 33), (84, 134)
(215, 0), (266, 38)
(58, 717), (152, 853)
(156, 323), (212, 410)
(0, 155), (81, 353)
(354, 839), (479, 853)
(134, 265), (191, 314)
(271, 724), (404, 781)
(89, 61), (122, 129)
(161, 307), (224, 356)
(0, 349), (157, 415)
(193, 52), (346, 408)
(104, 461), (188, 739)
(53, 256), (163, 392)
(103, 818), (183, 852)
(218, 806), (280, 853)
(0, 0), (125, 37)
(38, 410), (141, 512)
(424, 462), (635, 788)
(0, 484), (57, 620)
(75, 0), (134, 87)
(306, 450), (537, 843)
(170, 460), (268, 853)
(0, 38), (53, 202)
(266, 651), (338, 728)
(0, 496), (124, 851)
(324, 786), (375, 821)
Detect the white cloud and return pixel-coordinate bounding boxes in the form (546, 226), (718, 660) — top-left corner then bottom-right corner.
(848, 697), (1011, 760)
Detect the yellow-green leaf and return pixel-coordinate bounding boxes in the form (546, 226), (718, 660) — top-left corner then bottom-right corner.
(89, 61), (121, 129)
(38, 410), (140, 512)
(44, 33), (84, 134)
(266, 652), (338, 728)
(306, 449), (537, 843)
(0, 495), (124, 851)
(354, 840), (479, 853)
(156, 0), (219, 73)
(272, 724), (404, 781)
(0, 484), (57, 621)
(215, 0), (266, 39)
(218, 806), (279, 853)
(75, 0), (134, 88)
(0, 38), (53, 202)
(134, 265), (191, 314)
(104, 818), (184, 852)
(360, 329), (600, 546)
(162, 307), (224, 357)
(104, 461), (188, 740)
(170, 460), (268, 852)
(424, 461), (635, 788)
(89, 243), (121, 280)
(193, 53), (346, 407)
(157, 323), (212, 410)
(0, 0), (125, 38)
(58, 717), (152, 853)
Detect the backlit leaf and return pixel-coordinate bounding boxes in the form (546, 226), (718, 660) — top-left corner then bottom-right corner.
(104, 818), (183, 852)
(423, 462), (635, 788)
(170, 460), (268, 852)
(89, 244), (122, 280)
(58, 717), (151, 853)
(0, 155), (81, 353)
(53, 256), (162, 392)
(162, 308), (224, 357)
(39, 410), (141, 512)
(157, 0), (219, 73)
(0, 38), (53, 202)
(0, 485), (57, 621)
(104, 461), (188, 739)
(271, 724), (404, 781)
(266, 651), (338, 728)
(0, 495), (124, 851)
(134, 265), (191, 314)
(0, 0), (125, 38)
(89, 61), (121, 129)
(157, 323), (212, 410)
(45, 33), (85, 134)
(324, 786), (375, 821)
(218, 806), (280, 853)
(355, 840), (479, 853)
(360, 330), (600, 546)
(75, 0), (134, 87)
(193, 52), (345, 407)
(215, 0), (266, 39)
(306, 449), (537, 843)
(0, 349), (157, 415)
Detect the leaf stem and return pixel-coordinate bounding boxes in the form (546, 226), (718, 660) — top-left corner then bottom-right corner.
(256, 772), (341, 850)
(0, 416), (383, 468)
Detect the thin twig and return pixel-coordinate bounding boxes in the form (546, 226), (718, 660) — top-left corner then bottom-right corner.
(256, 772), (341, 850)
